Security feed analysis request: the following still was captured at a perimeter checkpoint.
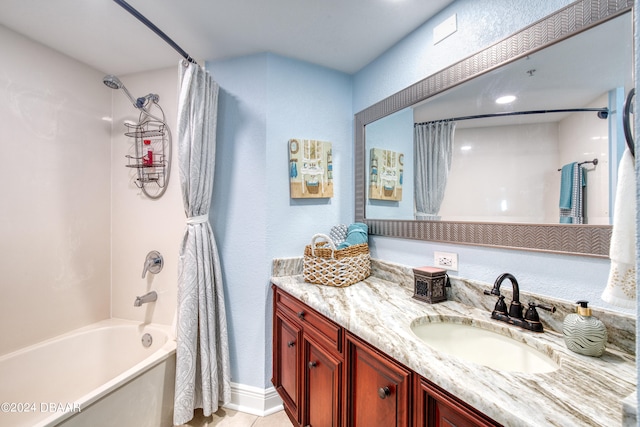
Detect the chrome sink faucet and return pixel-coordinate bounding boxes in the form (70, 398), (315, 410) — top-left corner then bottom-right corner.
(484, 273), (555, 332)
(134, 291), (158, 307)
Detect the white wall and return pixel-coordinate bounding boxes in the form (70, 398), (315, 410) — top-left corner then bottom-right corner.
(109, 66), (183, 326)
(0, 25), (111, 355)
(558, 94), (610, 225)
(440, 122), (559, 223)
(0, 24), (183, 356)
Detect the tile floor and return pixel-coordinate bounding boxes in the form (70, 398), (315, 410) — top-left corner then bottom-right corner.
(179, 407), (294, 427)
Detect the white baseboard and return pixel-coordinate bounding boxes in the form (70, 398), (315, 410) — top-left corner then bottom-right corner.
(223, 382), (284, 417)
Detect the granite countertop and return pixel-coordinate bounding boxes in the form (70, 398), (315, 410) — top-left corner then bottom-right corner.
(271, 259), (636, 427)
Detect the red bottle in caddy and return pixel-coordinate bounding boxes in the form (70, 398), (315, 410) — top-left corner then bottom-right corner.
(143, 139), (153, 166)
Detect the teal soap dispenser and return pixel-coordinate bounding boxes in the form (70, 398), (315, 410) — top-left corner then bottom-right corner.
(562, 301), (607, 357)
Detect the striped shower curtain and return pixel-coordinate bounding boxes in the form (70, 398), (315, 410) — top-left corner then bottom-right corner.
(414, 121), (456, 220)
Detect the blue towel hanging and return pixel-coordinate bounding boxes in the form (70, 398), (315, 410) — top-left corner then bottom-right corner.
(559, 163), (585, 224)
(559, 163), (575, 210)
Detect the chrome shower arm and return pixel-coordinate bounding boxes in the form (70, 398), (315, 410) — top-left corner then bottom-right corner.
(119, 85), (138, 108)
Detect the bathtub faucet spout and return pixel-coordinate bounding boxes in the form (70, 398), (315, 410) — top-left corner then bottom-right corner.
(134, 291), (158, 307)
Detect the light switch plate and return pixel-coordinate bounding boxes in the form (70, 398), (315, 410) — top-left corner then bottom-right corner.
(433, 14), (457, 44)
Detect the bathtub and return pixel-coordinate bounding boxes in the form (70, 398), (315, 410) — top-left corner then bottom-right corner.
(0, 318), (177, 427)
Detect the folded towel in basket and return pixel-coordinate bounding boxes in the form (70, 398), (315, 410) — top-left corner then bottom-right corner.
(337, 223), (368, 249)
(329, 224), (348, 246)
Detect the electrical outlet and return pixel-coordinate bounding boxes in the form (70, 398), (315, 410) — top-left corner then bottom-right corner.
(434, 251), (458, 271)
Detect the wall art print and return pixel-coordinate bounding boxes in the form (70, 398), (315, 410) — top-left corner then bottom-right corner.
(289, 139), (333, 198)
(369, 148), (403, 201)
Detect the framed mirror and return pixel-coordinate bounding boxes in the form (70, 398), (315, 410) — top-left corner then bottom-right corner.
(355, 0), (633, 258)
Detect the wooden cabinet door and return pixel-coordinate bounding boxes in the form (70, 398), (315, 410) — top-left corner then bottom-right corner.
(273, 309), (302, 423)
(303, 334), (343, 427)
(415, 375), (501, 427)
(346, 333), (412, 427)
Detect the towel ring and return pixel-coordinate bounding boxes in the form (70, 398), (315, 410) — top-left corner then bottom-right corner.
(623, 88), (635, 158)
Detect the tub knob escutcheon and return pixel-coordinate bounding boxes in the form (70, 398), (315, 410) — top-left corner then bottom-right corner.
(142, 251), (163, 278)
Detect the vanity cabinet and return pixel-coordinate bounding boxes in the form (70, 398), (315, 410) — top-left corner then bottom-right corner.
(345, 332), (412, 427)
(273, 309), (302, 422)
(272, 285), (500, 427)
(303, 334), (343, 427)
(414, 376), (501, 427)
(272, 286), (343, 427)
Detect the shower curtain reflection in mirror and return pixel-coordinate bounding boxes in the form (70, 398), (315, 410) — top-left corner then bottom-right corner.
(414, 121), (456, 220)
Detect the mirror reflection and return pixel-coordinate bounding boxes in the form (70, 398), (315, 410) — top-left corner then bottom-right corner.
(365, 13), (632, 225)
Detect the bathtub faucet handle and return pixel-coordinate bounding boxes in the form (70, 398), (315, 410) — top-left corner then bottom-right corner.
(142, 250), (163, 279)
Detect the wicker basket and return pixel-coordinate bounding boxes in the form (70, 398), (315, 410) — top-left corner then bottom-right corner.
(303, 234), (370, 287)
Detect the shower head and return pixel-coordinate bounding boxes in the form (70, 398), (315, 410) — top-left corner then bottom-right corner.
(103, 75), (123, 90)
(102, 74), (138, 108)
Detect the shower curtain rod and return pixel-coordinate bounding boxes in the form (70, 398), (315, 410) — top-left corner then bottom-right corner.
(414, 107), (609, 126)
(112, 0), (197, 64)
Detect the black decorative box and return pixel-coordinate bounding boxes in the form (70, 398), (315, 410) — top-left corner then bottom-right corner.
(413, 266), (448, 304)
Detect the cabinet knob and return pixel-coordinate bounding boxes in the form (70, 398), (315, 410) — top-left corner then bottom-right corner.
(378, 386), (391, 399)
(287, 340), (295, 348)
(297, 311), (305, 320)
(308, 361), (317, 369)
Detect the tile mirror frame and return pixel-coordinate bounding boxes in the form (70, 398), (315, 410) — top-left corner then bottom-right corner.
(354, 0), (633, 258)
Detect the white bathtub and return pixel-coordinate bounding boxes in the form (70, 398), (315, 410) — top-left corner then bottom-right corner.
(0, 319), (177, 427)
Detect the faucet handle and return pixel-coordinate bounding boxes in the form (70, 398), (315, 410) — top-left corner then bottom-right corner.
(538, 303), (556, 313)
(529, 301), (556, 313)
(141, 250), (164, 278)
(493, 295), (508, 315)
(525, 301), (556, 321)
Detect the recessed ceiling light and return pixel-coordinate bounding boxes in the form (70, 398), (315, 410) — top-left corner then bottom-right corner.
(496, 95), (516, 104)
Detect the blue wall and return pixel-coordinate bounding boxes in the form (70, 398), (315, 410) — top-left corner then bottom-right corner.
(354, 0), (574, 112)
(209, 53), (352, 387)
(366, 108), (414, 219)
(209, 0), (635, 392)
(209, 54), (269, 388)
(354, 0), (632, 314)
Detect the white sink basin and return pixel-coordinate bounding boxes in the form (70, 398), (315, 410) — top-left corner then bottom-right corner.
(410, 318), (559, 374)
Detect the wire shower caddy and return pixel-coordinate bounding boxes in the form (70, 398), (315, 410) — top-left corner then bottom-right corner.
(124, 101), (172, 199)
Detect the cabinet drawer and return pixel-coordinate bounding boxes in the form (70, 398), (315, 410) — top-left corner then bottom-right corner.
(275, 287), (342, 353)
